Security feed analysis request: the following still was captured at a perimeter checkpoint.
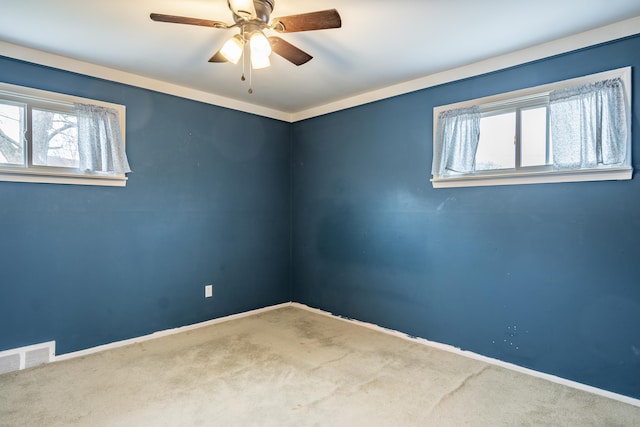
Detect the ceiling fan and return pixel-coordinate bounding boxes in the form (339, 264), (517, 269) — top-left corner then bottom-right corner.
(150, 0), (341, 91)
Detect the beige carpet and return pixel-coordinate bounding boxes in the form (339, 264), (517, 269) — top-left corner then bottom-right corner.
(1, 306), (639, 426)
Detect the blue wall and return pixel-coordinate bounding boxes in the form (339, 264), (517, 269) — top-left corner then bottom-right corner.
(0, 57), (291, 354)
(2, 34), (640, 400)
(292, 35), (640, 399)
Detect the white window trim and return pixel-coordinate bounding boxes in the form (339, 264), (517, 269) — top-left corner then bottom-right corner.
(431, 67), (632, 188)
(0, 82), (127, 187)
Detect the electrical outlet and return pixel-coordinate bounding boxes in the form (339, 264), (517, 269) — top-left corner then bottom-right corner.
(205, 284), (213, 298)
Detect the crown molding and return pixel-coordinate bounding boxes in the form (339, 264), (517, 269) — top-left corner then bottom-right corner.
(290, 15), (640, 121)
(0, 41), (292, 122)
(1, 15), (639, 123)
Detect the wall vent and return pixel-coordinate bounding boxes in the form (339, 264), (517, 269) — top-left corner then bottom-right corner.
(0, 341), (55, 375)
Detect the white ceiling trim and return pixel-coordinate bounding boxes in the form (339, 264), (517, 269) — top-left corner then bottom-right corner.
(291, 15), (640, 122)
(1, 15), (639, 123)
(0, 41), (291, 122)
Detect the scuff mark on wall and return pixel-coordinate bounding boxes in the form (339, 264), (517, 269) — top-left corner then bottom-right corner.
(437, 196), (457, 212)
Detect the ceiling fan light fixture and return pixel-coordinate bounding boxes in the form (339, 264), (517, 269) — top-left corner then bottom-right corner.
(249, 31), (272, 69)
(150, 2), (341, 92)
(251, 53), (271, 69)
(249, 31), (272, 57)
(220, 35), (244, 64)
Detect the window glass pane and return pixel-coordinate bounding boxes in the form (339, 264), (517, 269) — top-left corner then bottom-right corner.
(0, 101), (25, 166)
(521, 106), (549, 167)
(476, 111), (515, 171)
(32, 109), (79, 168)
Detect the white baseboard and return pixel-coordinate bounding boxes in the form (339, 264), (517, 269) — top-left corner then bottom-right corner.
(54, 302), (292, 362)
(48, 300), (639, 408)
(291, 302), (640, 408)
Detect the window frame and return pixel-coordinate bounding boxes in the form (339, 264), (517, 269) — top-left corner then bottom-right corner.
(476, 97), (550, 171)
(431, 67), (632, 188)
(0, 82), (127, 187)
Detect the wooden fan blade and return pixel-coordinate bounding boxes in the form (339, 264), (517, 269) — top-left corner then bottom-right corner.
(272, 9), (341, 33)
(150, 13), (228, 29)
(269, 37), (312, 66)
(208, 50), (228, 63)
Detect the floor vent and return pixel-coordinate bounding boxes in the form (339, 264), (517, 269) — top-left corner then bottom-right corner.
(0, 341), (55, 375)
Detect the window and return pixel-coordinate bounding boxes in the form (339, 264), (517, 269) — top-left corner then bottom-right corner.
(0, 83), (130, 187)
(476, 100), (550, 171)
(431, 67), (631, 188)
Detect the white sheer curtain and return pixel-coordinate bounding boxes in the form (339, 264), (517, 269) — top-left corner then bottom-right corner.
(549, 78), (627, 169)
(432, 106), (481, 177)
(74, 103), (131, 174)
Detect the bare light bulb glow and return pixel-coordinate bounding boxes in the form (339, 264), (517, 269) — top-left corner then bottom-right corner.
(220, 35), (244, 64)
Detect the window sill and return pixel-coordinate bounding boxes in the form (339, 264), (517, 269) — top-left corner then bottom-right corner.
(431, 166), (632, 188)
(0, 168), (127, 187)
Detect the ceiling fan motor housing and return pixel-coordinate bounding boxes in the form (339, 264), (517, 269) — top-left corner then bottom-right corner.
(230, 0), (274, 24)
(254, 0), (274, 23)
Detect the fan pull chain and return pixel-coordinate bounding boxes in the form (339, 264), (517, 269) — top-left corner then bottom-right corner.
(240, 26), (247, 82)
(236, 26), (252, 94)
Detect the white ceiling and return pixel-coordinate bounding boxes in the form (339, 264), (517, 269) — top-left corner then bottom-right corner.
(1, 0), (640, 120)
